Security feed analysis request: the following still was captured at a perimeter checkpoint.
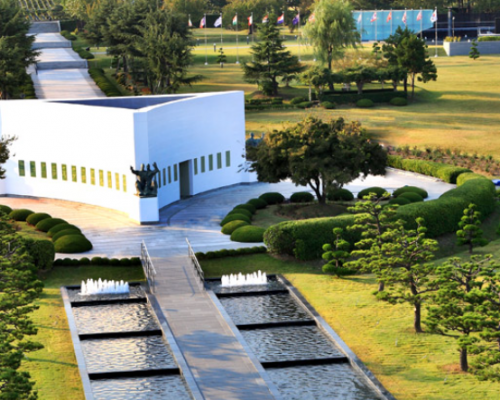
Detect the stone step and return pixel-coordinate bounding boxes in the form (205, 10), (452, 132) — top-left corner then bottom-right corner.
(28, 21), (60, 34)
(37, 60), (88, 70)
(33, 41), (72, 50)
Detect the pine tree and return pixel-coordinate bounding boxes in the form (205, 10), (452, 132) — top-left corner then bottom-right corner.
(322, 228), (353, 278)
(457, 203), (488, 254)
(469, 40), (480, 61)
(243, 14), (305, 96)
(216, 47), (227, 68)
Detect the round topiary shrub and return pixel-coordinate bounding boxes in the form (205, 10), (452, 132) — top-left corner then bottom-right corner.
(54, 235), (93, 253)
(230, 226), (266, 243)
(109, 258), (121, 266)
(220, 213), (251, 226)
(390, 97), (408, 106)
(228, 208), (253, 219)
(247, 198), (267, 209)
(61, 257), (79, 266)
(399, 192), (424, 203)
(36, 218), (68, 232)
(79, 257), (91, 265)
(290, 192), (315, 203)
(357, 187), (388, 199)
(0, 205), (13, 215)
(52, 229), (84, 242)
(356, 99), (374, 108)
(321, 101), (336, 109)
(233, 203), (257, 214)
(9, 209), (35, 221)
(47, 224), (81, 237)
(297, 101), (313, 109)
(259, 192), (285, 205)
(130, 257), (141, 265)
(221, 220), (250, 235)
(119, 258), (133, 266)
(327, 188), (354, 201)
(290, 96), (308, 105)
(392, 186), (429, 199)
(26, 212), (52, 226)
(388, 197), (412, 206)
(91, 256), (104, 265)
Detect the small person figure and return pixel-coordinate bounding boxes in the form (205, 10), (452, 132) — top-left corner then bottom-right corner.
(213, 43), (217, 52)
(246, 36), (249, 44)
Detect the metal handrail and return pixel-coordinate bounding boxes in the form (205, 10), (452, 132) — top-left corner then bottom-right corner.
(186, 238), (205, 290)
(140, 241), (156, 294)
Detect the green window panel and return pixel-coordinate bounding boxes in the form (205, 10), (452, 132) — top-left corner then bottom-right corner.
(62, 165), (67, 181)
(194, 158), (198, 175)
(90, 169), (96, 185)
(99, 170), (104, 186)
(163, 168), (166, 185)
(209, 155), (214, 171)
(107, 171), (112, 188)
(71, 166), (77, 182)
(226, 151), (231, 167)
(41, 162), (47, 178)
(217, 153), (222, 169)
(18, 160), (25, 177)
(115, 173), (120, 190)
(168, 166), (172, 183)
(174, 164), (178, 181)
(51, 163), (57, 179)
(30, 161), (36, 177)
(81, 167), (87, 184)
(123, 175), (127, 192)
(201, 156), (206, 173)
(157, 171), (161, 188)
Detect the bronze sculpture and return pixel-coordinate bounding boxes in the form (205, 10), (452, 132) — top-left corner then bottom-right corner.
(130, 162), (160, 197)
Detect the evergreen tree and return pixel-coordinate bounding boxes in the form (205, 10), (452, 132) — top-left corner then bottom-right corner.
(469, 40), (480, 61)
(0, 136), (16, 180)
(376, 218), (438, 333)
(345, 193), (399, 292)
(322, 228), (353, 278)
(216, 47), (227, 68)
(457, 203), (488, 254)
(243, 14), (305, 96)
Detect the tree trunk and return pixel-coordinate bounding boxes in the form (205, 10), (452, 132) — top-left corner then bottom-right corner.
(357, 83), (363, 94)
(411, 74), (416, 100)
(378, 281), (385, 292)
(460, 348), (468, 372)
(327, 53), (334, 91)
(414, 302), (423, 333)
(404, 76), (408, 93)
(308, 85), (312, 102)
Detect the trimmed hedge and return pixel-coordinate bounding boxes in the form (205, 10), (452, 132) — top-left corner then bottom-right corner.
(388, 155), (472, 184)
(9, 209), (35, 221)
(88, 68), (123, 97)
(231, 226), (266, 243)
(259, 192), (285, 205)
(327, 188), (354, 201)
(356, 99), (374, 108)
(0, 205), (13, 215)
(24, 238), (55, 270)
(73, 46), (94, 59)
(320, 89), (405, 104)
(228, 209), (253, 219)
(390, 97), (408, 106)
(357, 187), (388, 199)
(195, 246), (267, 260)
(36, 218), (68, 232)
(47, 223), (81, 237)
(296, 101), (314, 109)
(291, 96), (308, 104)
(321, 101), (336, 109)
(392, 186), (428, 199)
(52, 229), (84, 242)
(54, 235), (93, 253)
(220, 213), (251, 226)
(388, 197), (411, 206)
(221, 220), (249, 235)
(53, 257), (141, 267)
(290, 192), (315, 203)
(456, 172), (489, 186)
(247, 198), (267, 209)
(26, 212), (52, 226)
(234, 203), (257, 214)
(399, 192), (424, 203)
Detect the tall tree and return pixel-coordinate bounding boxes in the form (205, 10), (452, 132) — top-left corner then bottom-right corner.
(303, 0), (359, 89)
(456, 203), (488, 254)
(249, 116), (387, 204)
(0, 136), (16, 180)
(243, 14), (304, 96)
(322, 227), (352, 278)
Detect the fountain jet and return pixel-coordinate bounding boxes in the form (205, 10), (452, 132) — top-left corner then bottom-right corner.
(80, 278), (130, 295)
(221, 271), (267, 287)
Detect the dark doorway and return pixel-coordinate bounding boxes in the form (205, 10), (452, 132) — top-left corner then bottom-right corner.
(179, 160), (193, 198)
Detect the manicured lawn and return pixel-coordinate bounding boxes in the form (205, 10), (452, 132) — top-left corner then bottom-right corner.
(22, 266), (145, 400)
(201, 250), (500, 400)
(13, 221), (50, 241)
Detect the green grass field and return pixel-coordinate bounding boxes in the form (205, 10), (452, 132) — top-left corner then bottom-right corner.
(201, 247), (500, 400)
(22, 266), (145, 400)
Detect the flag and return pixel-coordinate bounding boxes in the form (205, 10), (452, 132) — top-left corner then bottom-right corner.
(248, 15), (253, 25)
(370, 12), (377, 23)
(214, 15), (222, 27)
(188, 17), (192, 27)
(262, 15), (268, 23)
(292, 13), (300, 25)
(416, 10), (422, 21)
(277, 14), (284, 24)
(402, 11), (407, 25)
(357, 13), (362, 23)
(232, 15), (237, 25)
(430, 10), (438, 23)
(308, 13), (315, 23)
(386, 10), (392, 23)
(200, 16), (206, 28)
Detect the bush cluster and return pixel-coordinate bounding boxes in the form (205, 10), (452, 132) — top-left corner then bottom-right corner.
(230, 226), (266, 243)
(195, 246), (267, 260)
(233, 203), (257, 214)
(327, 188), (354, 201)
(478, 36), (500, 42)
(290, 96), (308, 105)
(399, 192), (424, 203)
(388, 197), (411, 206)
(26, 213), (51, 226)
(290, 192), (315, 203)
(392, 186), (429, 199)
(0, 205), (12, 215)
(247, 198), (267, 209)
(54, 235), (93, 253)
(88, 68), (123, 97)
(228, 208), (253, 219)
(53, 256), (141, 267)
(220, 213), (251, 226)
(320, 89), (405, 105)
(321, 101), (336, 109)
(36, 218), (68, 232)
(9, 209), (34, 221)
(47, 223), (81, 237)
(52, 229), (83, 242)
(23, 238), (55, 270)
(73, 46), (94, 59)
(259, 192), (285, 205)
(296, 101), (314, 109)
(390, 97), (408, 106)
(356, 99), (374, 108)
(221, 220), (249, 234)
(357, 187), (388, 199)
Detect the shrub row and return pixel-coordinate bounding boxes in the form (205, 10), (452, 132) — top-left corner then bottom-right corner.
(245, 104), (296, 111)
(54, 257), (141, 267)
(60, 30), (77, 40)
(320, 90), (405, 105)
(246, 98), (283, 105)
(195, 246), (267, 260)
(388, 155), (472, 183)
(9, 209), (34, 221)
(88, 68), (123, 97)
(24, 238), (55, 270)
(74, 46), (94, 59)
(26, 212), (51, 226)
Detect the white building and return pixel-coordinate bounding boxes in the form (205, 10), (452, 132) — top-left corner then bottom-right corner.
(0, 92), (251, 223)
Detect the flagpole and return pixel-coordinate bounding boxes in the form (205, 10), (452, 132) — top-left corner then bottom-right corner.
(375, 9), (377, 41)
(298, 12), (301, 61)
(390, 9), (392, 35)
(220, 13), (223, 45)
(204, 14), (208, 65)
(236, 13), (239, 64)
(360, 10), (363, 42)
(251, 12), (254, 44)
(420, 8), (423, 39)
(435, 8), (438, 58)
